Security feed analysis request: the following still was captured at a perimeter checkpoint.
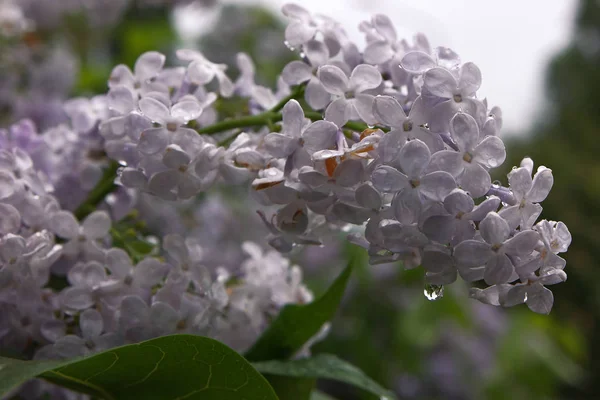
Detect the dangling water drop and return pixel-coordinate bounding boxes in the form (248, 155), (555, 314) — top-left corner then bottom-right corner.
(492, 180), (502, 187)
(284, 40), (296, 51)
(424, 283), (444, 301)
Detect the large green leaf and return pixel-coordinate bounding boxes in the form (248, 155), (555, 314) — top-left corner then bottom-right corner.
(310, 391), (337, 400)
(264, 375), (316, 400)
(253, 354), (397, 400)
(0, 334), (278, 400)
(245, 263), (352, 362)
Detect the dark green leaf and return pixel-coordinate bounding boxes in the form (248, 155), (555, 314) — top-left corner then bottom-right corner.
(245, 264), (353, 362)
(253, 354), (396, 400)
(264, 375), (315, 400)
(310, 391), (337, 400)
(1, 334), (278, 400)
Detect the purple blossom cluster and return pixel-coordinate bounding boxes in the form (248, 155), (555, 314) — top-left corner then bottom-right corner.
(0, 2), (575, 397)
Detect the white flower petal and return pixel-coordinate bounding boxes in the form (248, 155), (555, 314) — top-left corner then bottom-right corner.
(80, 309), (104, 339)
(420, 171), (456, 201)
(398, 139), (430, 178)
(459, 162), (491, 198)
(138, 127), (170, 155)
(371, 166), (409, 193)
(318, 65), (349, 95)
(282, 61), (313, 85)
(450, 112), (479, 152)
(372, 95), (407, 127)
(82, 211), (111, 239)
(355, 183), (381, 210)
(424, 67), (457, 98)
(138, 97), (170, 125)
(49, 211), (79, 239)
(479, 212), (510, 245)
(473, 135), (506, 169)
(484, 254), (514, 285)
(305, 77), (331, 110)
(171, 100), (202, 122)
(302, 120), (339, 154)
(458, 62), (482, 96)
(349, 64), (382, 93)
(526, 285), (554, 314)
(528, 167), (553, 202)
(401, 51), (436, 74)
(454, 239), (492, 267)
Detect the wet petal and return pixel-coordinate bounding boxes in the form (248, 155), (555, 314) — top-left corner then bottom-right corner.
(282, 61), (313, 85)
(318, 65), (349, 95)
(473, 135), (506, 169)
(302, 120), (339, 154)
(401, 51), (436, 74)
(138, 97), (170, 125)
(355, 183), (381, 210)
(508, 166), (533, 200)
(371, 166), (409, 192)
(82, 211), (111, 239)
(450, 112), (479, 152)
(479, 212), (510, 245)
(459, 162), (491, 198)
(454, 239), (493, 267)
(458, 62), (481, 96)
(49, 211), (79, 239)
(349, 64), (382, 93)
(484, 254), (514, 285)
(138, 127), (169, 155)
(171, 100), (202, 122)
(304, 39), (330, 67)
(424, 67), (457, 98)
(528, 167), (553, 202)
(305, 77), (331, 110)
(420, 171), (456, 201)
(372, 95), (407, 127)
(324, 97), (351, 127)
(80, 309), (104, 339)
(398, 139), (430, 178)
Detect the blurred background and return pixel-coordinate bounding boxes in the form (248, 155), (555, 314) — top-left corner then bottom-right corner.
(1, 0), (597, 398)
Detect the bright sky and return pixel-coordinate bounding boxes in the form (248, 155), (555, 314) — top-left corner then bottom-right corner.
(177, 0), (577, 134)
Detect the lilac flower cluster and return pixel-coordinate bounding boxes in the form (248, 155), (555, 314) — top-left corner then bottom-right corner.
(98, 4), (570, 313)
(0, 148), (313, 358)
(0, 4), (574, 394)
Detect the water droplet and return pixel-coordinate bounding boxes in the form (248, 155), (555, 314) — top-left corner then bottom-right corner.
(284, 40), (296, 51)
(424, 283), (444, 301)
(341, 224), (352, 232)
(299, 51), (306, 59)
(492, 180), (501, 186)
(118, 160), (128, 167)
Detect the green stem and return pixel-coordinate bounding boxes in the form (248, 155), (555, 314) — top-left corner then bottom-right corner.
(196, 112), (283, 135)
(270, 85), (305, 113)
(74, 161), (120, 221)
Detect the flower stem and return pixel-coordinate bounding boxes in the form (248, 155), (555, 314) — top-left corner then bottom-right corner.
(74, 161), (120, 221)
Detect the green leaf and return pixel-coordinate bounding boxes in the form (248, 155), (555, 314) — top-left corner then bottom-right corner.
(264, 375), (315, 400)
(253, 354), (396, 400)
(0, 334), (279, 400)
(310, 391), (338, 400)
(245, 263), (353, 362)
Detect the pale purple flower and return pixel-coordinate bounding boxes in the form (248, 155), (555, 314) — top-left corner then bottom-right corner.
(454, 212), (540, 285)
(430, 112), (506, 197)
(318, 64), (382, 126)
